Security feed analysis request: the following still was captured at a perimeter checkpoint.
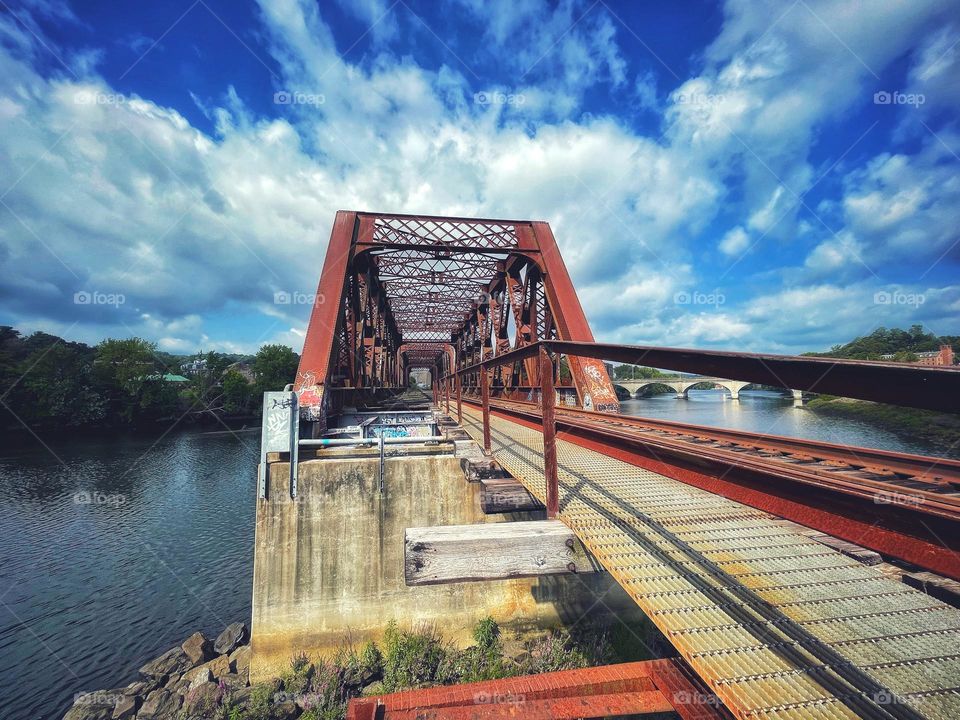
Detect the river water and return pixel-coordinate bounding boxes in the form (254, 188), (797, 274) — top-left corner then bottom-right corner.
(0, 429), (258, 720)
(0, 391), (951, 720)
(619, 389), (951, 457)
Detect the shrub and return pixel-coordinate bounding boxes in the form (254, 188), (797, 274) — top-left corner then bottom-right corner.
(472, 617), (500, 653)
(300, 660), (348, 720)
(281, 651), (314, 696)
(381, 621), (447, 692)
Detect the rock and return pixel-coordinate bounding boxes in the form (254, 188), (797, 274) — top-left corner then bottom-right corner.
(162, 672), (184, 689)
(111, 695), (138, 720)
(214, 622), (248, 654)
(183, 681), (222, 715)
(230, 644), (251, 679)
(180, 631), (213, 665)
(183, 666), (213, 690)
(217, 672), (246, 691)
(62, 690), (120, 720)
(169, 677), (192, 696)
(511, 650), (532, 667)
(225, 685), (253, 710)
(271, 700), (300, 719)
(122, 679), (157, 696)
(138, 688), (182, 720)
(138, 647), (194, 681)
(205, 653), (232, 679)
(63, 706), (113, 720)
(360, 681), (384, 697)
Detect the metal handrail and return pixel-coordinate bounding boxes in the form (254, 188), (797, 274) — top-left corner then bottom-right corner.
(441, 339), (960, 413)
(435, 339), (960, 524)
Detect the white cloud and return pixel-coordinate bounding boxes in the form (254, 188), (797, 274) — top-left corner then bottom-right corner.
(719, 226), (750, 256)
(0, 0), (958, 358)
(906, 23), (960, 114)
(837, 138), (960, 266)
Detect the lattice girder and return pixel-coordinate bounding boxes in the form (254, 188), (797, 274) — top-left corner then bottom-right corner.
(295, 212), (619, 424)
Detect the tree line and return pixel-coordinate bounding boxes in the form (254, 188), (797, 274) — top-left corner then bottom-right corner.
(803, 325), (959, 361)
(0, 326), (299, 429)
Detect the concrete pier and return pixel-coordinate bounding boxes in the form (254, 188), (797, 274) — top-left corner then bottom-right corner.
(250, 443), (643, 681)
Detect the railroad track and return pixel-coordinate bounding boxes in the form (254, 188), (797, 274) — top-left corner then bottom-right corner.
(457, 405), (960, 720)
(455, 394), (960, 578)
(468, 396), (960, 521)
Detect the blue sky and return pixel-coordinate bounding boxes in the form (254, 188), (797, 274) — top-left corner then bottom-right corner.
(0, 0), (958, 355)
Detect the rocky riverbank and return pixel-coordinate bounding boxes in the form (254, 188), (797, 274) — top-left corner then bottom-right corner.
(63, 622), (253, 720)
(806, 396), (960, 453)
(61, 617), (661, 720)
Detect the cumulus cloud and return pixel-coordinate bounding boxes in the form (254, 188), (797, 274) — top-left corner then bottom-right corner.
(837, 138), (960, 268)
(719, 226), (750, 256)
(0, 0), (958, 357)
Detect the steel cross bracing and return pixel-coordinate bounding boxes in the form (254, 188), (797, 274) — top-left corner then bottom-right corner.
(459, 406), (960, 720)
(294, 212), (618, 424)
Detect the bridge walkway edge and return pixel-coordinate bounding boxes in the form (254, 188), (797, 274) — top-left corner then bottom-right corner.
(458, 405), (960, 720)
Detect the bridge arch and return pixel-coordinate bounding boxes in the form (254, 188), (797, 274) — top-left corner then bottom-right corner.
(613, 380), (677, 399)
(616, 378), (754, 399)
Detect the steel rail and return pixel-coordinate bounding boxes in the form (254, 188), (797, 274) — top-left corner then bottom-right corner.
(471, 393), (960, 489)
(467, 396), (960, 579)
(480, 397), (960, 519)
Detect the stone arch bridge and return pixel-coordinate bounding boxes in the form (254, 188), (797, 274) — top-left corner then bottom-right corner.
(614, 376), (804, 401)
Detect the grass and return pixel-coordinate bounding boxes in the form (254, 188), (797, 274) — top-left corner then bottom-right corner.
(806, 396), (960, 452)
(223, 617), (660, 720)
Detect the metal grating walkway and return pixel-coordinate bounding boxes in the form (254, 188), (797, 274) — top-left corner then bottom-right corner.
(459, 406), (960, 720)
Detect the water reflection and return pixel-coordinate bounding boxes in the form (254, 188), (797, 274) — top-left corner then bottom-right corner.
(0, 430), (258, 720)
(619, 389), (950, 458)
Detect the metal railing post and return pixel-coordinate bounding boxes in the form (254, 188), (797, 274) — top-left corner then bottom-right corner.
(456, 373), (462, 423)
(481, 365), (491, 452)
(540, 345), (559, 518)
(445, 377), (451, 413)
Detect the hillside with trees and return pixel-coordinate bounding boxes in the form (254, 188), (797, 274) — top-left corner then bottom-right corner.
(0, 327), (299, 430)
(803, 325), (959, 361)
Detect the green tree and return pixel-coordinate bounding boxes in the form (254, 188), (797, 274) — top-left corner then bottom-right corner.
(182, 351), (233, 406)
(253, 344), (299, 393)
(613, 364), (664, 380)
(21, 344), (105, 426)
(93, 338), (178, 423)
(805, 326), (952, 360)
(222, 370), (254, 415)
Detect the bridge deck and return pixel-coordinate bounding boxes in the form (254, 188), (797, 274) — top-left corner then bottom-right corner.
(459, 406), (960, 720)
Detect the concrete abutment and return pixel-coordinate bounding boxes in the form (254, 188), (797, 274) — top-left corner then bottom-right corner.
(250, 446), (643, 681)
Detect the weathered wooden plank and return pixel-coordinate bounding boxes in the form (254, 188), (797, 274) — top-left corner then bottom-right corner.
(903, 571), (960, 607)
(404, 520), (598, 586)
(460, 457), (509, 482)
(480, 478), (545, 513)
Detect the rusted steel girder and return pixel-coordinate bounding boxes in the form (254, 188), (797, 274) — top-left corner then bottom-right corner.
(294, 212), (619, 426)
(453, 339), (960, 414)
(346, 658), (731, 720)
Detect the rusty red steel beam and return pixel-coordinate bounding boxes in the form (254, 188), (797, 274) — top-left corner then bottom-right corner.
(466, 396), (960, 580)
(479, 393), (960, 506)
(473, 396), (960, 510)
(345, 658), (732, 720)
(540, 345), (559, 518)
(446, 339), (960, 413)
(456, 373), (462, 423)
(551, 403), (960, 487)
(480, 365), (491, 452)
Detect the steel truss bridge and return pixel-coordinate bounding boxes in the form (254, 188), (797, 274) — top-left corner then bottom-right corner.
(295, 211), (960, 720)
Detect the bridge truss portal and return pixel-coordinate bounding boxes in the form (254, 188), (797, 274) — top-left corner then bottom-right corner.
(295, 211), (619, 426)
